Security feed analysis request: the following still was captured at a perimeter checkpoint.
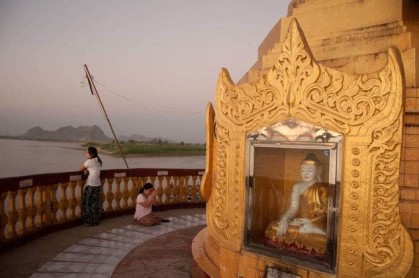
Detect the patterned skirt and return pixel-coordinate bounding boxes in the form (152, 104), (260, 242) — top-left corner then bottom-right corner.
(82, 185), (101, 225)
(135, 213), (162, 226)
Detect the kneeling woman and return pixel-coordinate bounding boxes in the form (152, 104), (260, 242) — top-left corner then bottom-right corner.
(134, 183), (162, 226)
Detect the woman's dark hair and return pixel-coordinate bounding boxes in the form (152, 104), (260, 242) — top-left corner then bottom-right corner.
(87, 146), (102, 166)
(139, 182), (154, 194)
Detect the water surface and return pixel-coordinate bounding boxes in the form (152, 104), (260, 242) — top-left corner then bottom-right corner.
(0, 139), (205, 178)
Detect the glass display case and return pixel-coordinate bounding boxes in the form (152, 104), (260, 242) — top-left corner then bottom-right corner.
(245, 119), (343, 272)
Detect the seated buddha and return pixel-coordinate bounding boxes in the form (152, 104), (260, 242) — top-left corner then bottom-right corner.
(265, 153), (329, 258)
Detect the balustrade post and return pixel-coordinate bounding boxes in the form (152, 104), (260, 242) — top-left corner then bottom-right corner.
(156, 176), (164, 205)
(178, 176), (185, 203)
(42, 185), (51, 225)
(6, 191), (17, 239)
(67, 181), (76, 220)
(165, 179), (173, 204)
(182, 176), (190, 203)
(48, 185), (59, 225)
(57, 184), (67, 223)
(191, 176), (198, 203)
(47, 184), (56, 225)
(35, 186), (45, 227)
(140, 177), (148, 187)
(16, 189), (26, 236)
(121, 177), (129, 210)
(129, 177), (139, 208)
(114, 177), (122, 211)
(99, 179), (105, 213)
(184, 176), (188, 201)
(172, 176), (180, 204)
(25, 188), (35, 232)
(104, 178), (114, 212)
(75, 181), (83, 217)
(0, 192), (7, 241)
(178, 176), (183, 203)
(149, 176), (156, 186)
(148, 176), (157, 202)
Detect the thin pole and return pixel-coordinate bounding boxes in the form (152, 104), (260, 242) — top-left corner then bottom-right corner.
(83, 64), (130, 170)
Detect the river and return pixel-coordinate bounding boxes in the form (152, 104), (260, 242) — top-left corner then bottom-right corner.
(0, 139), (205, 178)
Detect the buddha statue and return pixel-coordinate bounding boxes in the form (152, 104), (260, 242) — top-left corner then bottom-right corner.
(265, 153), (329, 257)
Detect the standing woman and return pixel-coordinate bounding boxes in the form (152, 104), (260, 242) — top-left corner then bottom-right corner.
(80, 146), (102, 226)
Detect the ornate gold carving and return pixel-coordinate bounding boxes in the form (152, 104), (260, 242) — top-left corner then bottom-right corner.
(364, 113), (405, 275)
(201, 18), (412, 276)
(216, 69), (282, 132)
(200, 103), (215, 201)
(230, 143), (241, 237)
(208, 120), (230, 239)
(217, 24), (402, 137)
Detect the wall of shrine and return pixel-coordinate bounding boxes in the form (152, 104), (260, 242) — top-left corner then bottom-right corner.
(244, 0), (419, 276)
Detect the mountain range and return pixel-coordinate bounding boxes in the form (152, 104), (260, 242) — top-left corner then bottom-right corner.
(21, 125), (109, 141)
(16, 126), (168, 142)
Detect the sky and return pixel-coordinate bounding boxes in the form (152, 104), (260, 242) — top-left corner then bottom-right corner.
(0, 1), (289, 143)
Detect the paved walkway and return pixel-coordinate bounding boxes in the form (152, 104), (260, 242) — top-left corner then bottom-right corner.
(0, 208), (206, 278)
(113, 225), (205, 278)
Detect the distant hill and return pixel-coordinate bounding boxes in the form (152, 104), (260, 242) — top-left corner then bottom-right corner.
(14, 126), (173, 143)
(21, 125), (110, 141)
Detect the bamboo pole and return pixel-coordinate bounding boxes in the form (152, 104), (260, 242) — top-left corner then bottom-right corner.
(83, 64), (130, 170)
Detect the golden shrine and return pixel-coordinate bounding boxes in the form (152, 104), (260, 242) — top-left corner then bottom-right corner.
(192, 0), (419, 277)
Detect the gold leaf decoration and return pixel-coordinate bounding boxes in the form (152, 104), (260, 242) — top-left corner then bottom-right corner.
(202, 18), (412, 276)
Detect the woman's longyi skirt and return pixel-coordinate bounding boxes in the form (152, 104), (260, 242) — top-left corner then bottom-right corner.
(82, 185), (101, 225)
(135, 213), (162, 226)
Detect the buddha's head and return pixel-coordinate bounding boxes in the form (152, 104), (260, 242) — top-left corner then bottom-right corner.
(300, 153), (322, 182)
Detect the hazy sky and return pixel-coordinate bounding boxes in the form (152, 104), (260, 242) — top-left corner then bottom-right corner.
(0, 1), (289, 143)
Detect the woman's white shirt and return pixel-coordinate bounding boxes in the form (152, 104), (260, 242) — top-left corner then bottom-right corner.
(134, 194), (151, 220)
(84, 158), (101, 186)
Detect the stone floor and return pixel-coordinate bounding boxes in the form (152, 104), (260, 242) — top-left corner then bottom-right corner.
(0, 208), (206, 278)
(113, 225), (205, 278)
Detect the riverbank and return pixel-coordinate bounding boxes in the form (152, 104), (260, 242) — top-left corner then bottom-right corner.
(0, 137), (206, 157)
(81, 141), (206, 157)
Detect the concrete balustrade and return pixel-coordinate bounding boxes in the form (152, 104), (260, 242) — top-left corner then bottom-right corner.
(0, 168), (205, 248)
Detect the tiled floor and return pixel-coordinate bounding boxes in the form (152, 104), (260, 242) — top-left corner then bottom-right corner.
(30, 214), (206, 278)
(113, 224), (205, 278)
